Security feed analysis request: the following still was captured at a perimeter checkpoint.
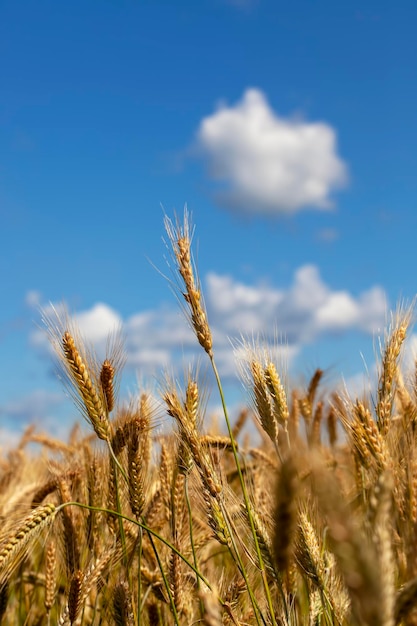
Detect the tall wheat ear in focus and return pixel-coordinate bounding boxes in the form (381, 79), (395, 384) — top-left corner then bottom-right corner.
(1, 213), (417, 624)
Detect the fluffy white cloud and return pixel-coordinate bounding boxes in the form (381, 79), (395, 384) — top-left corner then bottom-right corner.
(195, 89), (348, 215)
(75, 303), (122, 346)
(206, 265), (386, 347)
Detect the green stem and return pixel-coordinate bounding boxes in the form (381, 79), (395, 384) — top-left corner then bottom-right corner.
(107, 439), (128, 484)
(218, 498), (267, 626)
(110, 455), (128, 566)
(56, 502), (224, 606)
(146, 530), (180, 626)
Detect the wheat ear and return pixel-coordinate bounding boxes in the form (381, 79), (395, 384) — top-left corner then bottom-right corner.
(62, 331), (110, 441)
(377, 307), (411, 434)
(44, 540), (57, 614)
(164, 210), (213, 357)
(0, 503), (56, 584)
(113, 581), (135, 626)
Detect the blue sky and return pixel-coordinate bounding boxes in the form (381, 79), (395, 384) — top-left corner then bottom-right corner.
(1, 0), (416, 444)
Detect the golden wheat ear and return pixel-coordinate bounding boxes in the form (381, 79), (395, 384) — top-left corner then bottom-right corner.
(61, 331), (110, 441)
(164, 209), (213, 357)
(44, 540), (57, 615)
(376, 304), (413, 434)
(42, 305), (124, 441)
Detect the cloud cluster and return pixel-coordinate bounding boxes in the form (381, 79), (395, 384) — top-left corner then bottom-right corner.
(29, 266), (386, 383)
(206, 265), (386, 347)
(195, 89), (348, 215)
(12, 269), (387, 435)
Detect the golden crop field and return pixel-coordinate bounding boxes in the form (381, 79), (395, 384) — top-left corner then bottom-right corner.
(0, 213), (415, 625)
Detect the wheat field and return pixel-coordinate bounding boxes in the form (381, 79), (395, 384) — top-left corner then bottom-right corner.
(1, 212), (417, 625)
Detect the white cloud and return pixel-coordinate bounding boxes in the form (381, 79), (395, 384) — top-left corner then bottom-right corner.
(207, 265), (386, 347)
(195, 88), (348, 215)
